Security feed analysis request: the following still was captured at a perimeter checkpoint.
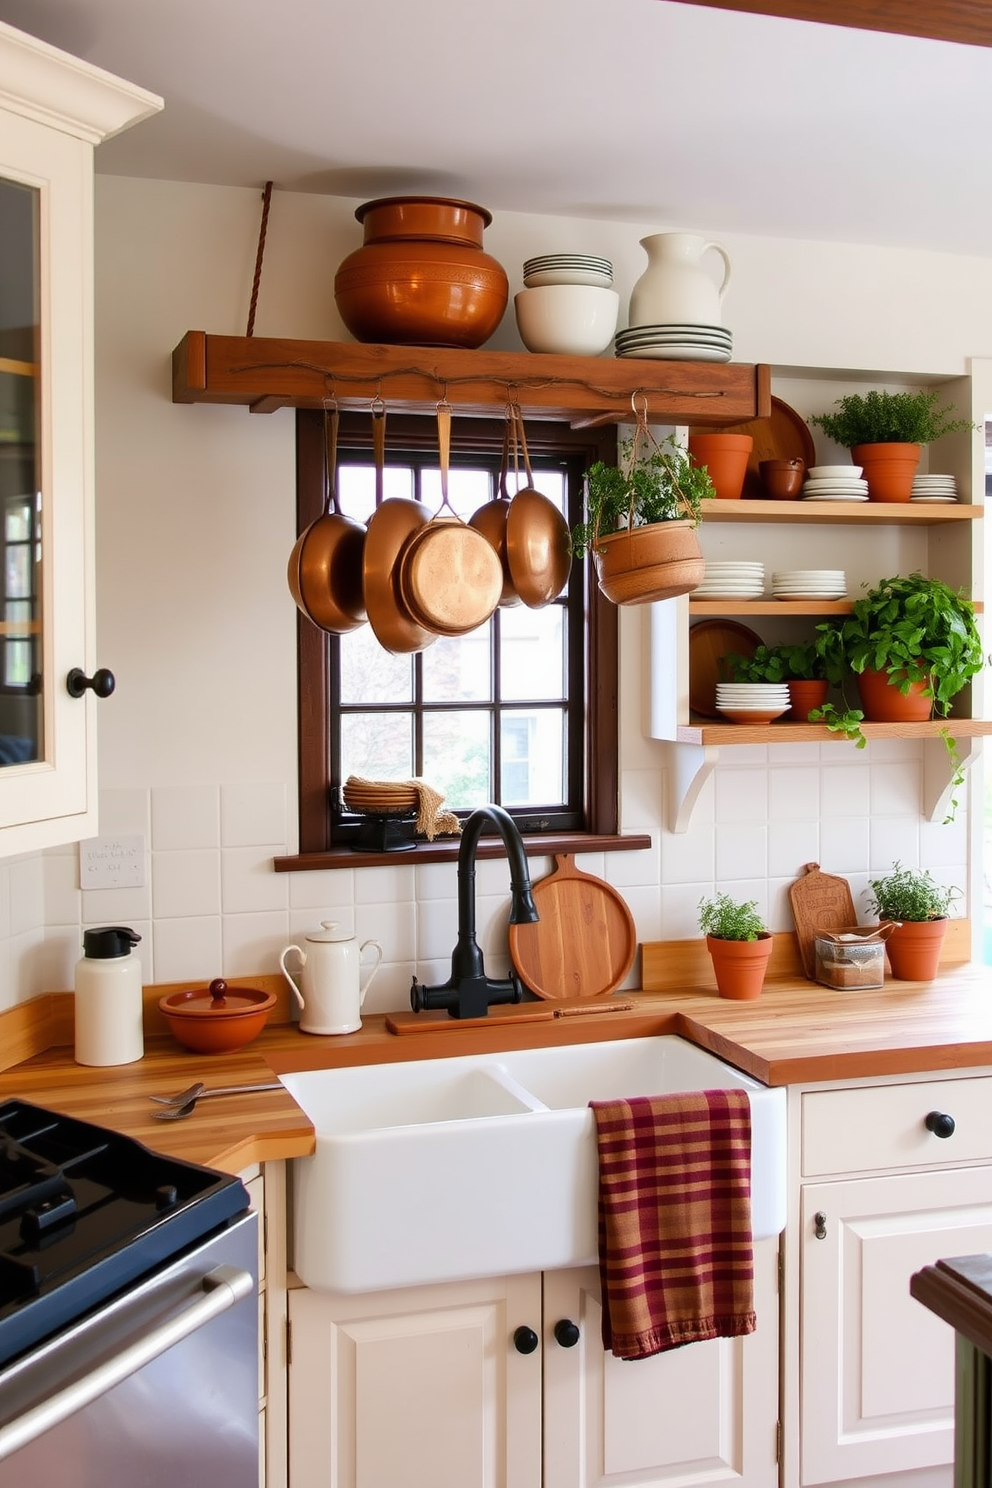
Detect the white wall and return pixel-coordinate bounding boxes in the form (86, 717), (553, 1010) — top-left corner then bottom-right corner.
(1, 176), (987, 1010)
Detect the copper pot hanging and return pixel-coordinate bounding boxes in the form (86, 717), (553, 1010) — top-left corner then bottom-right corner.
(468, 408), (522, 607)
(288, 407), (367, 634)
(396, 402), (503, 637)
(504, 405), (571, 608)
(361, 405), (437, 655)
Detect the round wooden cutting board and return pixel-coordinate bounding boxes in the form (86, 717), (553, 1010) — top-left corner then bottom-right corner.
(509, 854), (637, 999)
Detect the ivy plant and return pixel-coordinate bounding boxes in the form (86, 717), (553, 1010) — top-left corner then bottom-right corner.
(571, 431), (713, 557)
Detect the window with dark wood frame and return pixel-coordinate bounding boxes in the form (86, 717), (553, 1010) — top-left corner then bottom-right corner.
(287, 409), (640, 869)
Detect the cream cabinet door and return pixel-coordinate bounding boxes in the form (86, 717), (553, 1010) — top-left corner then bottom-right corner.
(800, 1167), (992, 1486)
(543, 1238), (780, 1488)
(288, 1272), (543, 1488)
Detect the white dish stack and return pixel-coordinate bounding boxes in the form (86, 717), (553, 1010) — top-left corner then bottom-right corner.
(771, 569), (847, 600)
(911, 474), (959, 503)
(522, 254), (613, 289)
(614, 322), (732, 363)
(694, 561), (764, 599)
(802, 465), (868, 502)
(515, 255), (619, 355)
(715, 683), (791, 721)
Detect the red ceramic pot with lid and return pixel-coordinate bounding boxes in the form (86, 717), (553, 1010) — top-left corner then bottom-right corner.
(159, 979), (276, 1053)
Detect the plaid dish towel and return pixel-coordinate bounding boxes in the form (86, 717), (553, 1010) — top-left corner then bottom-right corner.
(590, 1089), (756, 1360)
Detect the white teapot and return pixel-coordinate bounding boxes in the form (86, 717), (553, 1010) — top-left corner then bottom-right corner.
(280, 921), (383, 1035)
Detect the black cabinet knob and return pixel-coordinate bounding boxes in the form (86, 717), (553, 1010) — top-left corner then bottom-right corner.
(512, 1326), (539, 1355)
(66, 667), (116, 700)
(554, 1319), (580, 1348)
(925, 1111), (955, 1138)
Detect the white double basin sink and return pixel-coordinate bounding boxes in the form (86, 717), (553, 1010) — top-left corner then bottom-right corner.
(282, 1035), (786, 1295)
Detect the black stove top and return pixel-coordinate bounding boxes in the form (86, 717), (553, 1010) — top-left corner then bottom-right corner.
(0, 1100), (249, 1368)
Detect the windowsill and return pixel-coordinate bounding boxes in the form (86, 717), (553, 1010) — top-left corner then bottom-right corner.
(274, 832), (653, 871)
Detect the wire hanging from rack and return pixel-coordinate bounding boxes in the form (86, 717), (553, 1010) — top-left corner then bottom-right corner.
(246, 181), (274, 338)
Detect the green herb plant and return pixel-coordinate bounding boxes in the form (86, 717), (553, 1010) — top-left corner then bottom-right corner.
(809, 389), (975, 448)
(698, 892), (767, 942)
(572, 430), (713, 558)
(865, 862), (960, 923)
(722, 640), (826, 684)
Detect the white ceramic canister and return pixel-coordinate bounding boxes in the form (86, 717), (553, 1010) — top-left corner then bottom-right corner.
(280, 921), (383, 1035)
(628, 231), (732, 328)
(74, 926), (144, 1066)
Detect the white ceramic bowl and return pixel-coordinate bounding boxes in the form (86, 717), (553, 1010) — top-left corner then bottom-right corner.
(514, 285), (620, 356)
(807, 464), (863, 479)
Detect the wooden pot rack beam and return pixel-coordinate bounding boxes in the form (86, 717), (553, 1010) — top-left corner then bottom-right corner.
(172, 331), (772, 428)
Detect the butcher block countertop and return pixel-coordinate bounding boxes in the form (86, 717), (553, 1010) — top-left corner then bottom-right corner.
(0, 927), (988, 1173)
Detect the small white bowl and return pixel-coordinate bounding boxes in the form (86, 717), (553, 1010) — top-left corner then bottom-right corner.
(807, 464), (863, 479)
(514, 285), (620, 355)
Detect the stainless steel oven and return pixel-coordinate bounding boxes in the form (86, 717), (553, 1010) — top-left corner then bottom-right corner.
(0, 1101), (259, 1486)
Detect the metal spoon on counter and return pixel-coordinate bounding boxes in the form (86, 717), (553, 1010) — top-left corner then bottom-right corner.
(150, 1080), (283, 1120)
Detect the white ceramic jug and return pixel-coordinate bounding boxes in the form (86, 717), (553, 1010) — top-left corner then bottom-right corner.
(628, 232), (732, 328)
(280, 921), (383, 1035)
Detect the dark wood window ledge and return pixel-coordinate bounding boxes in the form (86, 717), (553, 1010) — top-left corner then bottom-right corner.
(275, 832), (652, 872)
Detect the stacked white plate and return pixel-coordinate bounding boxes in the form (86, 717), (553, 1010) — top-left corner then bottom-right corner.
(772, 569), (847, 600)
(694, 561), (764, 599)
(911, 474), (959, 503)
(715, 683), (791, 723)
(802, 467), (869, 501)
(522, 254), (613, 288)
(614, 323), (732, 363)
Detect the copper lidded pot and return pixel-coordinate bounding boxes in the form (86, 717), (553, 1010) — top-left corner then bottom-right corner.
(334, 195), (509, 349)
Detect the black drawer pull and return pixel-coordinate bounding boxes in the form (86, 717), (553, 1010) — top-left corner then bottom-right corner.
(925, 1111), (955, 1138)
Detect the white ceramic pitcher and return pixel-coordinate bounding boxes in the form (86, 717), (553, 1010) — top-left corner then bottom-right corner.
(280, 921), (383, 1035)
(628, 231), (732, 328)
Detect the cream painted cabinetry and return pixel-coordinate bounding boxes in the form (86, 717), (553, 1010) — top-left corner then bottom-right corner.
(287, 1242), (779, 1488)
(0, 23), (159, 854)
(647, 365), (990, 832)
(784, 1072), (992, 1488)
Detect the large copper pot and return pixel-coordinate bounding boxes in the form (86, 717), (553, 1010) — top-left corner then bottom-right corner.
(334, 196), (508, 349)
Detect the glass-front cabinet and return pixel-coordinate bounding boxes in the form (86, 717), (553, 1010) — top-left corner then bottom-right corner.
(0, 21), (160, 853)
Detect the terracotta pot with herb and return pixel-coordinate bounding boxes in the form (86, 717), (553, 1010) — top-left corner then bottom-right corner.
(698, 892), (773, 1000)
(865, 863), (961, 981)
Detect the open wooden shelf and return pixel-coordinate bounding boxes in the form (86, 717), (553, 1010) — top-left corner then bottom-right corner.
(702, 498), (982, 524)
(172, 331), (771, 427)
(676, 717), (992, 746)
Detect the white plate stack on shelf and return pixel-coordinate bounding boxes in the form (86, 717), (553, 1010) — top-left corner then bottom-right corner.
(771, 569), (847, 600)
(715, 683), (791, 723)
(614, 322), (733, 363)
(693, 561), (764, 600)
(911, 474), (959, 503)
(802, 465), (869, 502)
(522, 254), (613, 288)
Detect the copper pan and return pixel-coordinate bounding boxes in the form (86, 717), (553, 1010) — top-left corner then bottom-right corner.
(362, 406), (437, 655)
(291, 408), (367, 633)
(505, 405), (571, 608)
(467, 410), (521, 607)
(397, 403), (502, 638)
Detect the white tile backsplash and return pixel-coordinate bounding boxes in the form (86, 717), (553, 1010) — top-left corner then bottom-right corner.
(153, 915), (223, 983)
(221, 847), (291, 915)
(220, 782), (288, 848)
(153, 849), (221, 919)
(152, 785), (220, 850)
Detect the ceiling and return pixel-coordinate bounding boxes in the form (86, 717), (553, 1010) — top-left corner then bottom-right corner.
(6, 0), (992, 257)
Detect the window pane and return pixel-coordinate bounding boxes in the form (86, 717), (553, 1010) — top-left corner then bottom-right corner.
(5, 639), (29, 687)
(421, 467), (491, 520)
(423, 710), (491, 808)
(338, 463), (412, 523)
(501, 708), (565, 806)
(340, 625), (413, 703)
(422, 625), (492, 702)
(341, 711), (412, 780)
(500, 605), (565, 701)
(5, 541), (27, 597)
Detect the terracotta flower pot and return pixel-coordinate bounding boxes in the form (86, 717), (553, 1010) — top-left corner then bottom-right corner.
(592, 518), (704, 606)
(687, 433), (754, 500)
(883, 917), (947, 981)
(857, 667), (933, 722)
(334, 196), (509, 349)
(705, 932), (773, 1000)
(787, 679), (829, 720)
(852, 443), (921, 503)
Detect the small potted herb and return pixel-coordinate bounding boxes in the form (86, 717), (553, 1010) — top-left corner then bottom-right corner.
(723, 641), (828, 720)
(573, 427), (712, 605)
(809, 389), (974, 502)
(865, 862), (961, 981)
(697, 892), (773, 1000)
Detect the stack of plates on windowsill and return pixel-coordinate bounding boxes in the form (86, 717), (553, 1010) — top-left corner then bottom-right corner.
(714, 683), (791, 724)
(694, 561), (765, 599)
(614, 323), (732, 363)
(802, 464), (869, 501)
(522, 254), (613, 288)
(771, 569), (847, 600)
(911, 474), (959, 503)
(342, 777), (419, 816)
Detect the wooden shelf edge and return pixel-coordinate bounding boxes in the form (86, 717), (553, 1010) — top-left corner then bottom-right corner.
(673, 719), (992, 745)
(275, 832), (653, 872)
(702, 498), (981, 523)
(171, 331), (771, 426)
